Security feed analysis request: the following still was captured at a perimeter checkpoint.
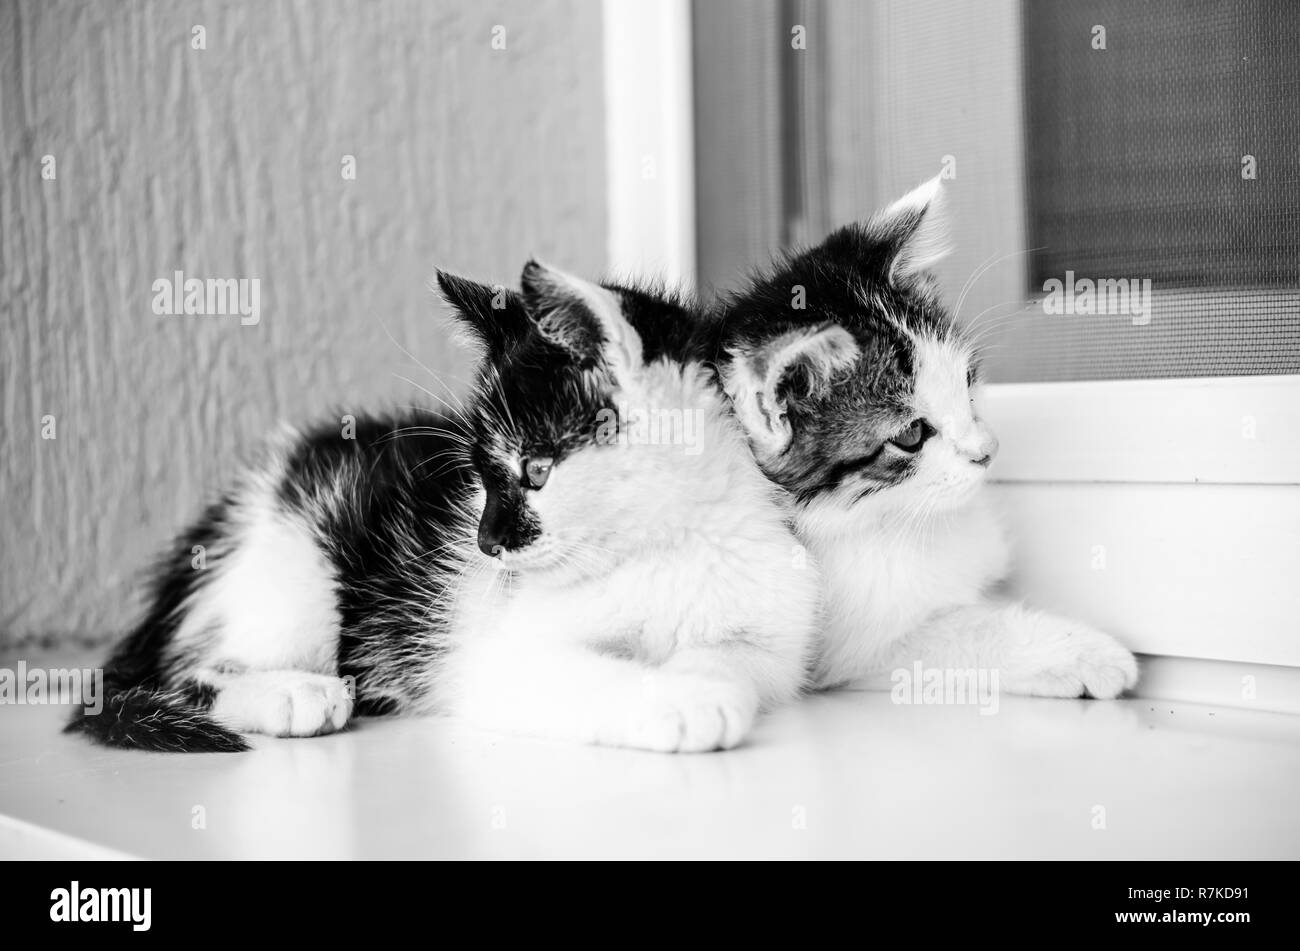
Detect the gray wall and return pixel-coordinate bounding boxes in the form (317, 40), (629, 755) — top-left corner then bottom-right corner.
(0, 0), (607, 646)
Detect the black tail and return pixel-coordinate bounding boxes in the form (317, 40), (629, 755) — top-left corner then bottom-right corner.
(67, 493), (251, 753)
(65, 679), (248, 753)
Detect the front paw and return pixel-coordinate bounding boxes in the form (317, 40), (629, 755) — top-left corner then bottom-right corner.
(1008, 615), (1139, 700)
(211, 671), (354, 737)
(608, 675), (759, 753)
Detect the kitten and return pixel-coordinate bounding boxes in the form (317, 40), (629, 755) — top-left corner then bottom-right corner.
(716, 177), (1139, 698)
(67, 262), (819, 753)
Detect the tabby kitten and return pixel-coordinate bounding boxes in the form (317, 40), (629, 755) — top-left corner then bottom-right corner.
(717, 177), (1139, 697)
(68, 262), (819, 752)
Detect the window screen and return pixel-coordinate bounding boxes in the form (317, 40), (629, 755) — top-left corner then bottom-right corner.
(1017, 0), (1300, 381)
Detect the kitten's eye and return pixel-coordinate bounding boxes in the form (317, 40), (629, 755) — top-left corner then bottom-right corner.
(889, 419), (931, 453)
(521, 456), (553, 490)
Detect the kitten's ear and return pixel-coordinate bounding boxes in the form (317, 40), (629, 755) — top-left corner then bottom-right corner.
(873, 174), (950, 286)
(723, 323), (859, 456)
(435, 270), (531, 355)
(519, 259), (643, 379)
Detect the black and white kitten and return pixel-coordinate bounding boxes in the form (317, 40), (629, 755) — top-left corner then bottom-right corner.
(718, 177), (1140, 697)
(68, 262), (819, 752)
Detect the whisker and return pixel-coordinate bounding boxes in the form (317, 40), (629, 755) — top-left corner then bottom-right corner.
(954, 246), (1045, 322)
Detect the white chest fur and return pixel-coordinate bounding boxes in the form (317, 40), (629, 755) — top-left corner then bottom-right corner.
(431, 358), (822, 726)
(801, 490), (1012, 686)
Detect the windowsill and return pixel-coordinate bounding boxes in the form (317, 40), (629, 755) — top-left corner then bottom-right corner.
(1, 648), (1297, 860)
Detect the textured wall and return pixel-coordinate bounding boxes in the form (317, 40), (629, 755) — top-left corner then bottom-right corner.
(0, 0), (607, 646)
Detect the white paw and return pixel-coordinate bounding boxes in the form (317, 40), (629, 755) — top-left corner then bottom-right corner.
(211, 671), (354, 738)
(607, 675), (759, 753)
(1010, 616), (1139, 700)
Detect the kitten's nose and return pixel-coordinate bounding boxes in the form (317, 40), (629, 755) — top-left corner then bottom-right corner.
(970, 431), (999, 467)
(477, 487), (511, 557)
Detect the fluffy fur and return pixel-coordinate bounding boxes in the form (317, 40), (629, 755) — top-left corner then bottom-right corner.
(717, 176), (1139, 698)
(68, 263), (819, 753)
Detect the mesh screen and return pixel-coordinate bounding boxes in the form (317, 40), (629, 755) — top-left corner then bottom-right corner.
(1009, 0), (1300, 381)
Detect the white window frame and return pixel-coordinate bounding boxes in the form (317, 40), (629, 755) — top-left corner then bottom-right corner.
(983, 376), (1300, 672)
(601, 0), (696, 293)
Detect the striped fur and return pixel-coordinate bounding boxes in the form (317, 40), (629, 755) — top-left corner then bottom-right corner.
(717, 177), (1140, 698)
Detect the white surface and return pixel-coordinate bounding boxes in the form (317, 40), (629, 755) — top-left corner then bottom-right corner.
(983, 375), (1300, 484)
(991, 482), (1300, 667)
(0, 814), (136, 861)
(602, 0), (696, 289)
(1136, 655), (1300, 716)
(2, 654), (1297, 860)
